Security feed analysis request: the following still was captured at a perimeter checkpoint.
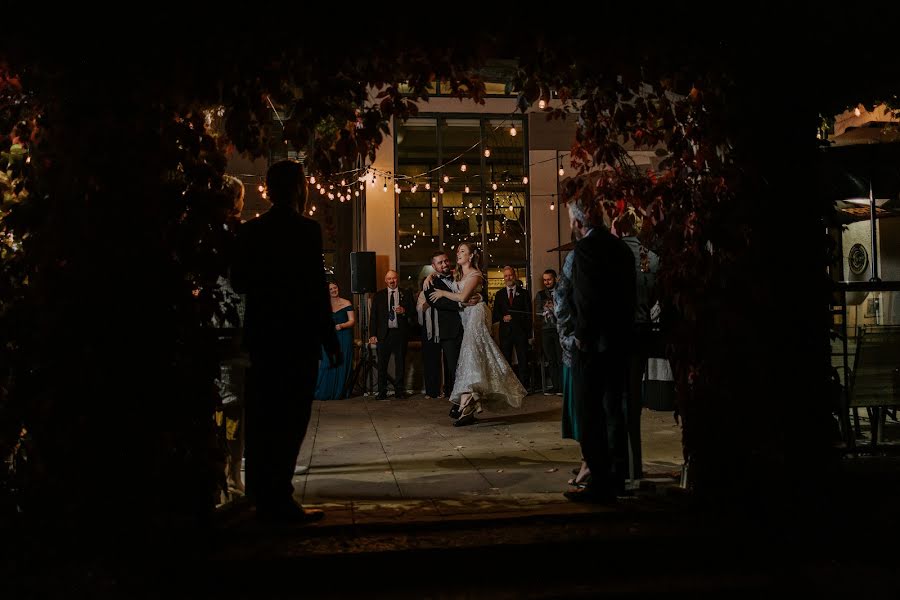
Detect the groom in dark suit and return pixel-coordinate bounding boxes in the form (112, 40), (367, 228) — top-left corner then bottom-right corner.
(369, 270), (415, 399)
(424, 251), (468, 419)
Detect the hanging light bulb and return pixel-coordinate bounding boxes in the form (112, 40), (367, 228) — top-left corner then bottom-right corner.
(522, 176), (529, 184)
(329, 184), (334, 190)
(383, 182), (388, 192)
(484, 148), (491, 158)
(319, 187), (326, 195)
(558, 167), (565, 177)
(465, 185), (470, 194)
(411, 184), (418, 193)
(460, 163), (467, 172)
(309, 176), (316, 184)
(509, 126), (517, 137)
(360, 183), (364, 190)
(340, 179), (346, 186)
(425, 182), (431, 190)
(315, 183), (321, 189)
(355, 191), (360, 197)
(538, 99), (546, 109)
(492, 182), (498, 190)
(257, 185), (264, 193)
(439, 187), (444, 194)
(550, 201), (556, 211)
(432, 196), (437, 203)
(443, 175), (449, 183)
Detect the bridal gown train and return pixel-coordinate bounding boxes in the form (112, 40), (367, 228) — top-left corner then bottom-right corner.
(449, 273), (527, 416)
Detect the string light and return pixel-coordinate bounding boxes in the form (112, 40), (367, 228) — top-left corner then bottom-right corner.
(550, 201), (555, 211)
(340, 179), (346, 186)
(522, 176), (528, 184)
(509, 126), (517, 137)
(316, 183), (321, 189)
(443, 175), (449, 183)
(484, 148), (491, 158)
(383, 183), (388, 192)
(425, 182), (431, 190)
(309, 176), (316, 184)
(319, 187), (325, 195)
(558, 167), (565, 177)
(257, 185), (264, 193)
(439, 187), (444, 194)
(492, 182), (498, 190)
(460, 164), (467, 172)
(411, 184), (418, 193)
(465, 185), (470, 194)
(538, 99), (546, 110)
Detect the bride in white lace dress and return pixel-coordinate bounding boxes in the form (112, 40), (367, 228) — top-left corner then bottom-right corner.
(426, 242), (527, 426)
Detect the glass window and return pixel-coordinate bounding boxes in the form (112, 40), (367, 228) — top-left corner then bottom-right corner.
(396, 116), (528, 305)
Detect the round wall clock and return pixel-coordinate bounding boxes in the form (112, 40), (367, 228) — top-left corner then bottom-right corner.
(849, 243), (868, 275)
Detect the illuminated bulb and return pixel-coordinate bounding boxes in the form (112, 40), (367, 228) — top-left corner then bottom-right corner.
(355, 191), (360, 197)
(310, 176), (316, 184)
(420, 211), (424, 217)
(550, 201), (555, 211)
(329, 184), (334, 190)
(492, 182), (498, 190)
(509, 126), (517, 137)
(465, 185), (470, 194)
(383, 183), (388, 192)
(312, 205), (317, 211)
(468, 202), (473, 208)
(484, 148), (491, 158)
(316, 183), (321, 189)
(854, 107), (861, 117)
(460, 163), (467, 172)
(328, 193), (335, 200)
(309, 210), (314, 216)
(439, 187), (444, 194)
(360, 183), (364, 190)
(432, 196), (437, 203)
(538, 99), (546, 109)
(522, 176), (528, 184)
(340, 179), (346, 186)
(558, 167), (565, 177)
(411, 185), (418, 193)
(443, 175), (449, 183)
(261, 191), (267, 199)
(255, 212), (260, 218)
(257, 185), (264, 192)
(319, 188), (325, 195)
(425, 182), (431, 190)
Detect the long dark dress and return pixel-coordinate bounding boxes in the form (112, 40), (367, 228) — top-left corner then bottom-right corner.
(314, 305), (354, 399)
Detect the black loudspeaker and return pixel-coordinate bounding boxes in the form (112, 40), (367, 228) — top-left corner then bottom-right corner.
(350, 251), (377, 294)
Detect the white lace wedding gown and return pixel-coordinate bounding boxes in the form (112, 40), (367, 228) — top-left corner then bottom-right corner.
(450, 272), (527, 413)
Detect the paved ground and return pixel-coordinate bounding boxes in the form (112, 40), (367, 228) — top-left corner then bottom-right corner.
(285, 393), (683, 526)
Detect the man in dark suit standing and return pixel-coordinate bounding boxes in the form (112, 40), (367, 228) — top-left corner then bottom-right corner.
(563, 197), (636, 504)
(368, 270), (414, 400)
(424, 251), (467, 419)
(492, 266), (532, 389)
(231, 160), (340, 523)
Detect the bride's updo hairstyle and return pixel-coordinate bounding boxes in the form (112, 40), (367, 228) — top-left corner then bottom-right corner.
(455, 242), (482, 282)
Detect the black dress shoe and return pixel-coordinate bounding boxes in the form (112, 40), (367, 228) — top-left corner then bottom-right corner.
(453, 412), (476, 427)
(449, 406), (460, 419)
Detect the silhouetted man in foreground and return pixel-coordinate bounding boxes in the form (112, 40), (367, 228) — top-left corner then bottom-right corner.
(232, 160), (340, 523)
(563, 197), (636, 503)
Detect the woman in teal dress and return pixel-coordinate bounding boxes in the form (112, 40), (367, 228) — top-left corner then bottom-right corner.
(556, 251), (588, 486)
(314, 282), (355, 400)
